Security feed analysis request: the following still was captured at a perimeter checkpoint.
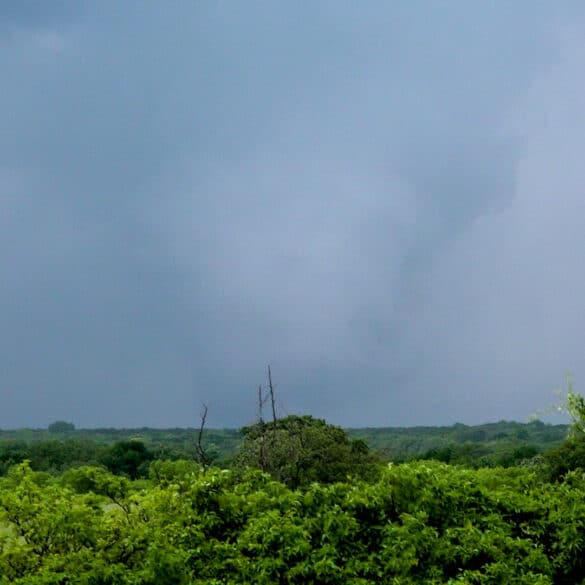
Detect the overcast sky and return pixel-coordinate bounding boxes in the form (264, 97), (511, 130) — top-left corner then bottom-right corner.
(2, 1), (585, 428)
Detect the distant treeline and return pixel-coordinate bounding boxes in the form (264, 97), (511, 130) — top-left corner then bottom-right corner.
(0, 429), (240, 477)
(0, 420), (569, 477)
(350, 419), (568, 466)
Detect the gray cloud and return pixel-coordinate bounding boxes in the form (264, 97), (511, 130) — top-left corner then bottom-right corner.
(1, 1), (81, 30)
(406, 36), (585, 424)
(1, 2), (585, 427)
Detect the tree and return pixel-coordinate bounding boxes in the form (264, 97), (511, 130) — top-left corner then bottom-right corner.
(100, 440), (153, 479)
(194, 404), (215, 468)
(542, 375), (585, 480)
(565, 375), (585, 438)
(48, 420), (75, 433)
(234, 415), (379, 488)
(543, 439), (585, 481)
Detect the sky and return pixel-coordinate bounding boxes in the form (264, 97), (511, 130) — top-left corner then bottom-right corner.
(2, 1), (585, 428)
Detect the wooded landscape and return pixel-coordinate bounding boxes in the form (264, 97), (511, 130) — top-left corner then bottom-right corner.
(1, 391), (584, 583)
(0, 418), (569, 479)
(4, 2), (585, 582)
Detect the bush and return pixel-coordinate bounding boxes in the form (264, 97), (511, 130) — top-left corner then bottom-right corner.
(542, 437), (585, 481)
(100, 440), (154, 479)
(4, 461), (584, 584)
(233, 415), (381, 488)
(48, 420), (76, 433)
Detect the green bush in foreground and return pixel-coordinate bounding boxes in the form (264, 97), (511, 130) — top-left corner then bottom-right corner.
(1, 460), (585, 584)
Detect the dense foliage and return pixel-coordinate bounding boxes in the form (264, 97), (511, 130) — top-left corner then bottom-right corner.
(0, 428), (242, 474)
(0, 420), (568, 477)
(542, 437), (585, 481)
(47, 421), (76, 433)
(234, 415), (380, 488)
(1, 460), (585, 584)
(1, 401), (584, 583)
(351, 420), (566, 465)
(100, 440), (154, 480)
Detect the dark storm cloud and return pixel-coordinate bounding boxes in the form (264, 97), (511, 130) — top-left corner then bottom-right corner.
(2, 1), (585, 427)
(0, 0), (81, 34)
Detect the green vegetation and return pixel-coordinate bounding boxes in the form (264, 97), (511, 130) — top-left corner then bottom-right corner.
(234, 415), (380, 488)
(0, 428), (242, 476)
(349, 419), (566, 466)
(2, 390), (585, 583)
(0, 420), (568, 477)
(2, 459), (585, 583)
(100, 440), (154, 480)
(47, 420), (75, 433)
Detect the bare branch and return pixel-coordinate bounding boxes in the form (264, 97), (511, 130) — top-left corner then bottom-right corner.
(195, 403), (213, 468)
(268, 365), (277, 424)
(257, 385), (264, 423)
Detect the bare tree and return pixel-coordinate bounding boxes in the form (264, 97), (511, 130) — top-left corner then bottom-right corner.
(257, 384), (265, 423)
(195, 404), (213, 468)
(267, 365), (277, 424)
(253, 366), (279, 471)
(257, 385), (268, 470)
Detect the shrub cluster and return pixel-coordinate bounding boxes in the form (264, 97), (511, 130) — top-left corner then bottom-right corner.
(1, 460), (585, 584)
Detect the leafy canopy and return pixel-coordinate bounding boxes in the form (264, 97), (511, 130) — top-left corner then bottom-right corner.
(234, 414), (379, 488)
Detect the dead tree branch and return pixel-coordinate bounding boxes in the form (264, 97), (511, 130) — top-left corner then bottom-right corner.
(195, 403), (213, 468)
(268, 365), (277, 424)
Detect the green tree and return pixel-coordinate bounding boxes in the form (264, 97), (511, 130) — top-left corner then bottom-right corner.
(100, 440), (153, 479)
(565, 376), (585, 438)
(234, 415), (379, 488)
(541, 376), (585, 480)
(543, 438), (585, 481)
(47, 420), (75, 433)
